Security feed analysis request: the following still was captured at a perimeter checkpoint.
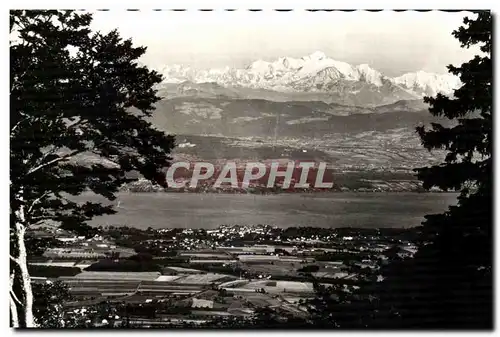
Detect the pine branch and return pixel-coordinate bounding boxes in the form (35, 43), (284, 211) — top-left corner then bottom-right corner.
(27, 150), (81, 176)
(26, 192), (51, 214)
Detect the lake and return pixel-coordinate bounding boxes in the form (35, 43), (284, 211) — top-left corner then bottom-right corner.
(72, 192), (459, 229)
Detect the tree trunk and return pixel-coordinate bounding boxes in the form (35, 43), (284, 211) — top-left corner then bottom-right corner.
(12, 192), (37, 328)
(10, 272), (19, 328)
(17, 223), (36, 327)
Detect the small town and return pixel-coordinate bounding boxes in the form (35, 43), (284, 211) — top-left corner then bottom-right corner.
(27, 224), (417, 327)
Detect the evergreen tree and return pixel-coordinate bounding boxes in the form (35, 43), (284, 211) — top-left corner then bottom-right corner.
(371, 11), (492, 329)
(10, 10), (175, 328)
(307, 11), (492, 330)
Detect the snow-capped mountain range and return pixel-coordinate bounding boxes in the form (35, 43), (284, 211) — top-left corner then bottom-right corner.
(158, 51), (460, 106)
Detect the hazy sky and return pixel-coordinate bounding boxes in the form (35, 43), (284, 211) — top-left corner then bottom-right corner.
(90, 10), (480, 77)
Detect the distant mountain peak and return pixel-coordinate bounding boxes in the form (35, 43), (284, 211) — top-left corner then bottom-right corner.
(305, 51), (327, 60)
(393, 71), (461, 97)
(158, 52), (461, 105)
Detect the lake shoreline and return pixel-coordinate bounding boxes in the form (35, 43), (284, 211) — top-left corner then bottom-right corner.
(71, 192), (459, 230)
(120, 190), (457, 195)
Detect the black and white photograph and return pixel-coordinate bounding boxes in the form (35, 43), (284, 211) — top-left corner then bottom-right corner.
(9, 8), (493, 330)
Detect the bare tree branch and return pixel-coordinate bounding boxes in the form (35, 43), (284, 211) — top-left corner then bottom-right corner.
(10, 255), (20, 264)
(10, 271), (20, 328)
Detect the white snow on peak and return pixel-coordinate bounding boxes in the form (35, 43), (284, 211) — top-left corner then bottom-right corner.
(248, 59), (272, 72)
(392, 71), (461, 96)
(304, 51), (327, 61)
(159, 52), (459, 96)
(356, 64), (384, 87)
